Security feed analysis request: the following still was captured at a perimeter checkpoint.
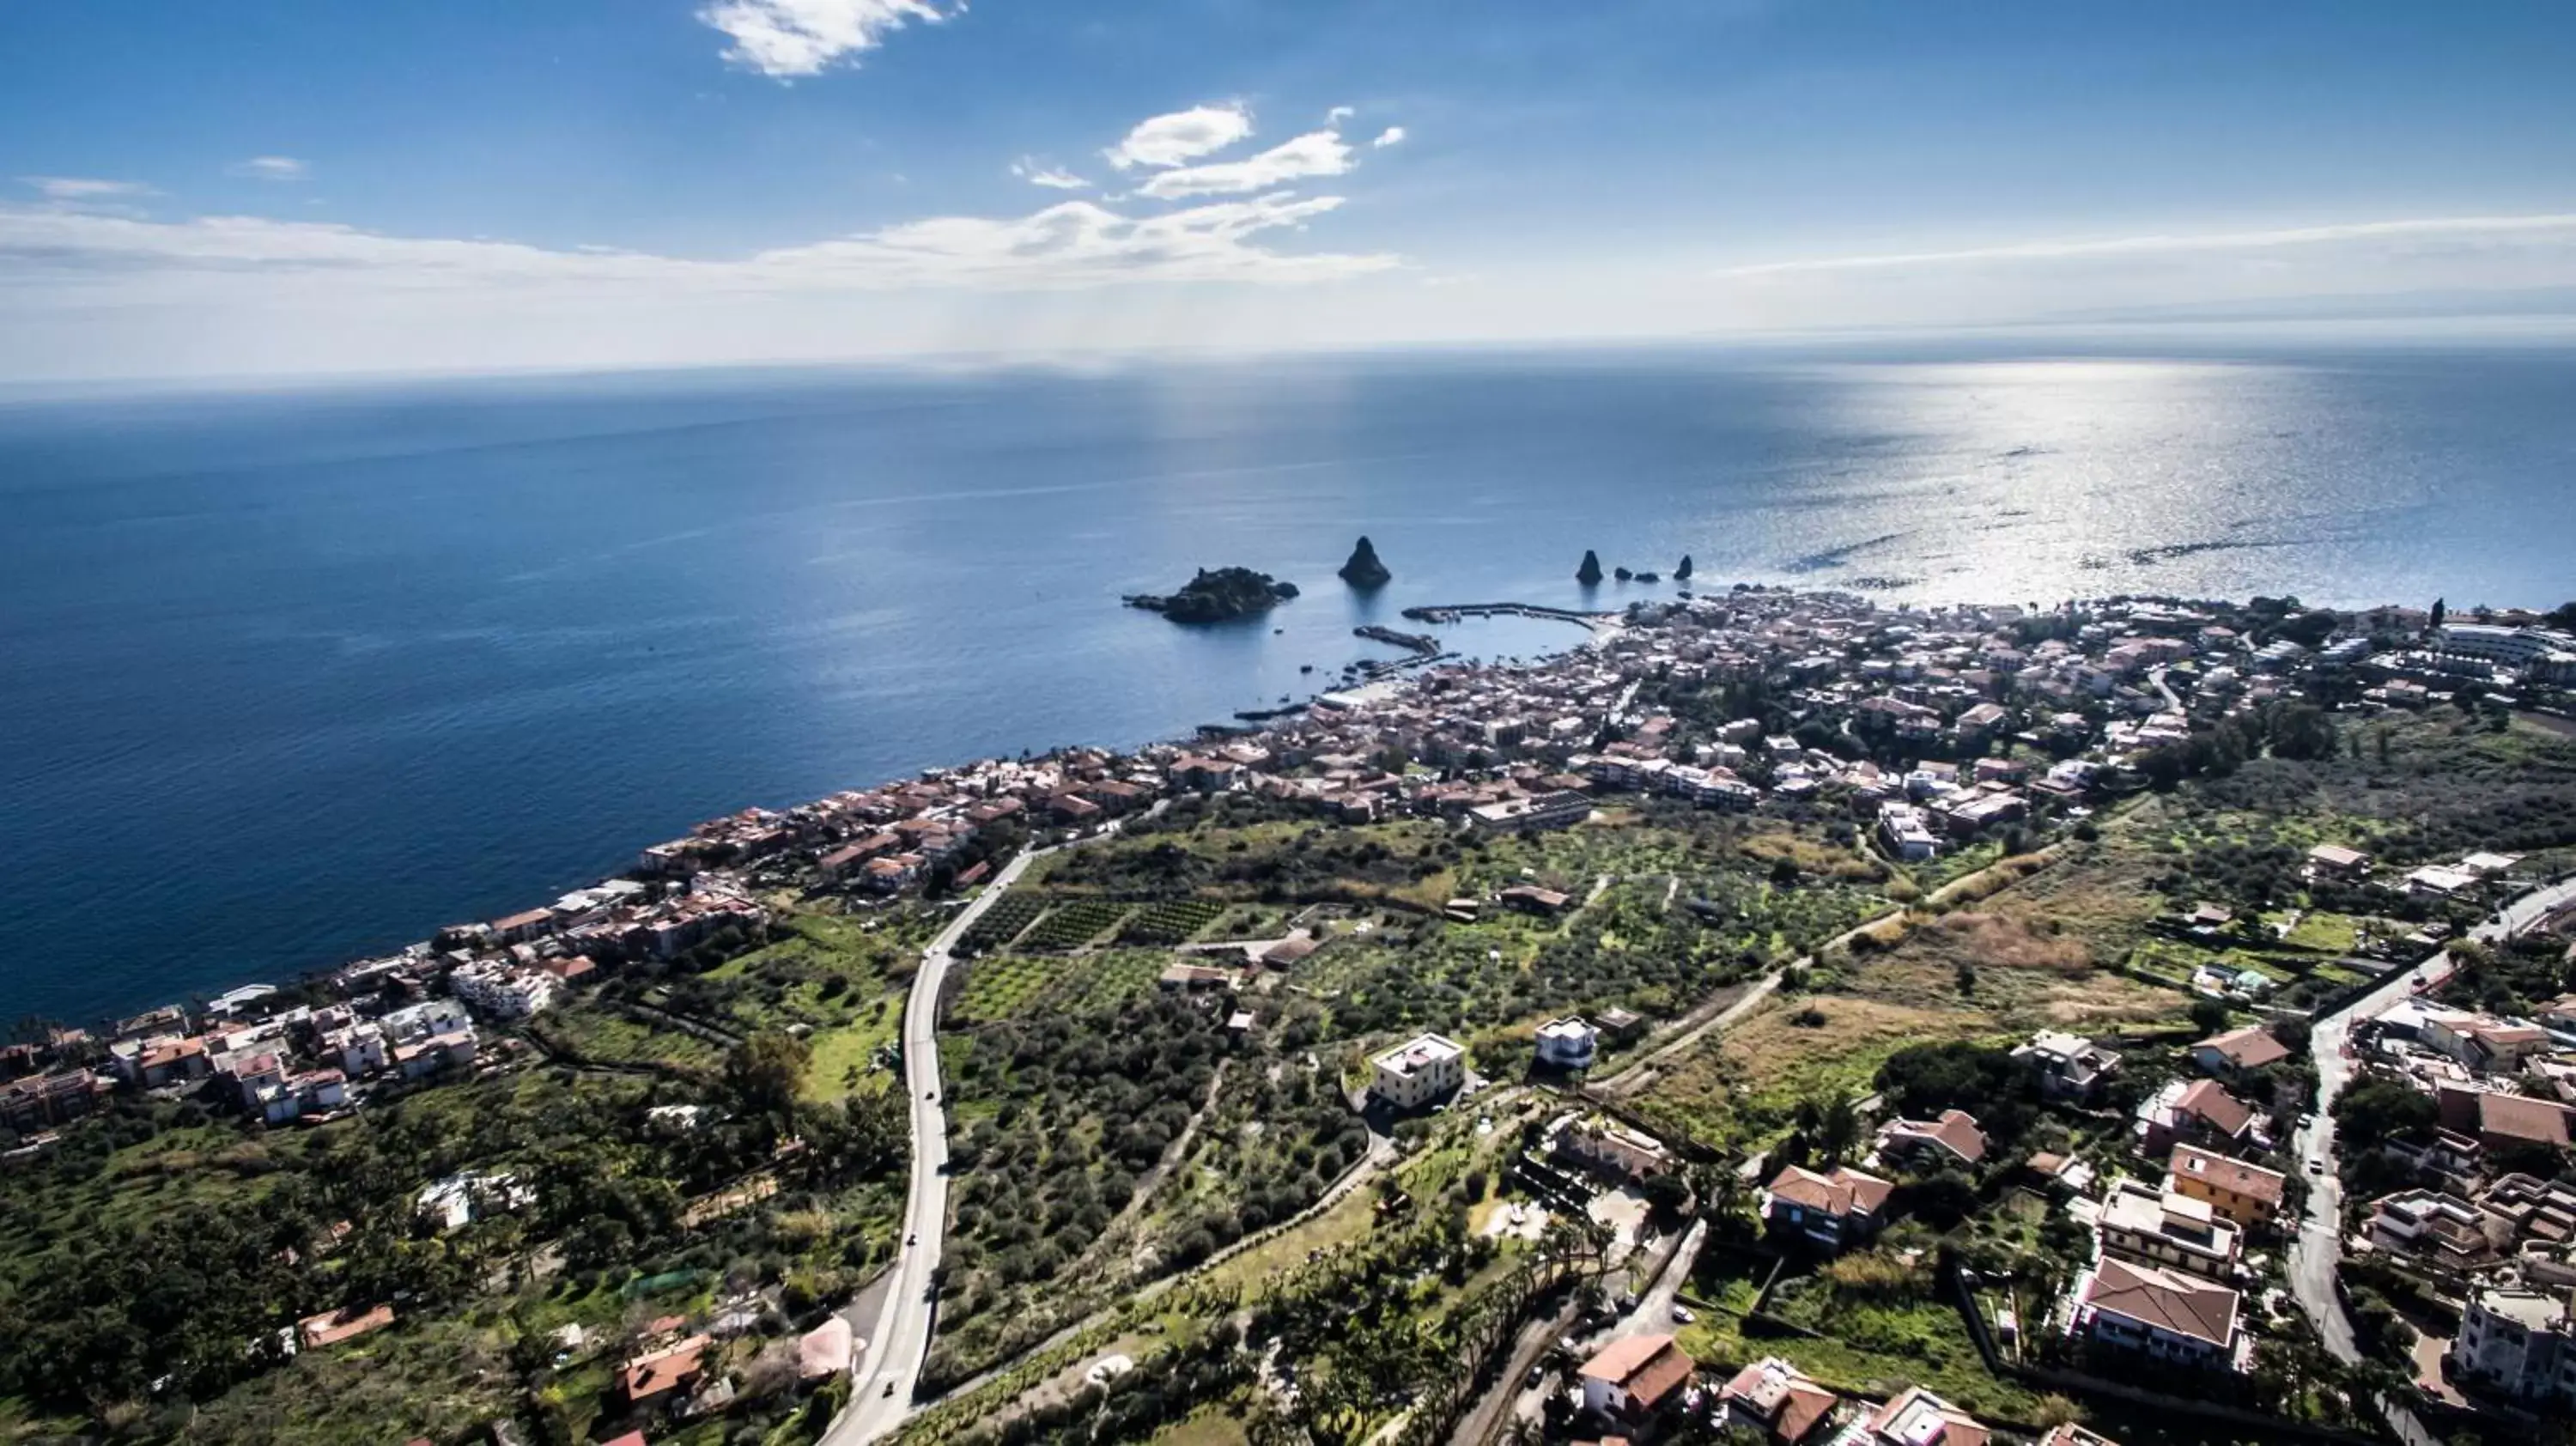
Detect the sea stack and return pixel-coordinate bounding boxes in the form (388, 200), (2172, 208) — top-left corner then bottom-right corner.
(1576, 550), (1604, 586)
(1338, 535), (1393, 589)
(1674, 554), (1693, 580)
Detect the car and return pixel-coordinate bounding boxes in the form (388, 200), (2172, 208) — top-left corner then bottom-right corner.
(1526, 1366), (1544, 1388)
(884, 1382), (896, 1398)
(1670, 1305), (1695, 1324)
(907, 1232), (918, 1246)
(2307, 1158), (2325, 1175)
(926, 1089), (937, 1101)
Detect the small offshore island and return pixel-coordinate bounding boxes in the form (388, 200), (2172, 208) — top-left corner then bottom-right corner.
(1124, 566), (1300, 623)
(6, 573), (2576, 1446)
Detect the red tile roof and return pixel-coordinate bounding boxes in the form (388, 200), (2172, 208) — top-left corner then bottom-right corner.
(1578, 1332), (1694, 1409)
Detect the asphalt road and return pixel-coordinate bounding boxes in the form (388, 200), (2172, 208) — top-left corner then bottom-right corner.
(829, 846), (1050, 1445)
(2285, 872), (2576, 1446)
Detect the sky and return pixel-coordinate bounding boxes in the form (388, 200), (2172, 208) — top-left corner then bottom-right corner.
(4, 0), (2576, 380)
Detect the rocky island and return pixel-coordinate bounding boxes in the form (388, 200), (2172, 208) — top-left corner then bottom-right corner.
(1337, 535), (1393, 589)
(1575, 549), (1604, 585)
(1124, 566), (1300, 623)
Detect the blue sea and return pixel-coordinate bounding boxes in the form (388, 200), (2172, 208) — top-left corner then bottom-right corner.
(4, 342), (2573, 1024)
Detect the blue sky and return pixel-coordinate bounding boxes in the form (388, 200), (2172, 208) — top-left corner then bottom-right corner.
(5, 0), (2576, 379)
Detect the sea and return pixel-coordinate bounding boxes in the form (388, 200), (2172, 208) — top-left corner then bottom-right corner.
(4, 339), (2573, 1024)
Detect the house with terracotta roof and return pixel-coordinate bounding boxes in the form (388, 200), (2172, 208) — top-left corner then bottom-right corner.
(2134, 1078), (2257, 1156)
(2438, 1083), (2576, 1154)
(1717, 1357), (1840, 1445)
(620, 1334), (713, 1411)
(2166, 1145), (2285, 1230)
(1576, 1333), (1696, 1425)
(2190, 1024), (2289, 1081)
(2069, 1257), (2245, 1370)
(1872, 1109), (1988, 1172)
(1761, 1163), (1894, 1253)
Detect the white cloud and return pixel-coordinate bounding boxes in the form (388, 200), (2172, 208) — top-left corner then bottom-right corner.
(1010, 158), (1090, 191)
(1327, 106), (1355, 124)
(700, 0), (949, 78)
(21, 176), (152, 201)
(229, 156), (310, 181)
(1136, 131), (1355, 200)
(1370, 126), (1406, 149)
(1104, 103), (1253, 170)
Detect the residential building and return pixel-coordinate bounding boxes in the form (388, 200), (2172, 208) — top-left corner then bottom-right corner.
(2421, 1012), (2554, 1073)
(1718, 1358), (1840, 1446)
(1552, 1115), (1676, 1184)
(1761, 1163), (1894, 1253)
(2367, 1189), (2504, 1273)
(1467, 789), (1592, 834)
(2448, 1281), (2576, 1407)
(2190, 1024), (2289, 1080)
(2439, 1084), (2576, 1154)
(621, 1334), (713, 1411)
(2069, 1257), (2245, 1370)
(0, 1069), (107, 1133)
(1535, 1017), (1601, 1070)
(1835, 1387), (1988, 1446)
(2166, 1145), (2286, 1230)
(2135, 1078), (2258, 1156)
(1874, 1109), (1988, 1171)
(1592, 1006), (1648, 1044)
(1369, 1032), (1466, 1110)
(2098, 1178), (2242, 1281)
(2014, 1030), (2122, 1104)
(1576, 1333), (1694, 1425)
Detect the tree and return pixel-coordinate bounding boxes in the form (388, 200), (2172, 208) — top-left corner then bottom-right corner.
(2190, 997), (2233, 1036)
(2333, 1073), (2438, 1152)
(723, 1030), (811, 1121)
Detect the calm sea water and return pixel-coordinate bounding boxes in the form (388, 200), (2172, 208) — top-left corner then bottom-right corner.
(4, 343), (2573, 1024)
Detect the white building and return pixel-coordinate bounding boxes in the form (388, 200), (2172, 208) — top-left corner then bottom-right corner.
(450, 961), (560, 1020)
(1534, 1017), (1600, 1071)
(2448, 1282), (2576, 1407)
(1877, 801), (1941, 861)
(1369, 1032), (1466, 1109)
(380, 998), (473, 1042)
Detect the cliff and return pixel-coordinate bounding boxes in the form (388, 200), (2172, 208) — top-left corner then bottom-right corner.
(1125, 567), (1299, 623)
(1338, 536), (1393, 589)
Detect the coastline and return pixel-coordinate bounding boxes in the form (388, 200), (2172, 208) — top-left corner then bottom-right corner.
(33, 603), (1618, 1034)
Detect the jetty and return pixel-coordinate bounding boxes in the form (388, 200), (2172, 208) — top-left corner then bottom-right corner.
(1398, 601), (1625, 640)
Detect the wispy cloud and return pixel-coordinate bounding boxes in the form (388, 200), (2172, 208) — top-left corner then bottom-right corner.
(1716, 214), (2576, 277)
(1104, 103), (1254, 171)
(20, 176), (153, 202)
(228, 156), (310, 182)
(1010, 157), (1090, 191)
(1370, 126), (1406, 149)
(0, 192), (1394, 292)
(1136, 131), (1356, 200)
(700, 0), (950, 78)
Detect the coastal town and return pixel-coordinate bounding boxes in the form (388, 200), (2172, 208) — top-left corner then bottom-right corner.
(6, 577), (2576, 1446)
